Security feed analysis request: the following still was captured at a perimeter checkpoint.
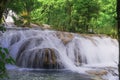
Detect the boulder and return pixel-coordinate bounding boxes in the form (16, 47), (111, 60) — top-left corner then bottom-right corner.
(86, 70), (107, 76)
(16, 48), (63, 69)
(56, 32), (74, 45)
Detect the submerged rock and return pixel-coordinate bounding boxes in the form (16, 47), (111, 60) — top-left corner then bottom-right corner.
(86, 70), (107, 76)
(86, 70), (108, 80)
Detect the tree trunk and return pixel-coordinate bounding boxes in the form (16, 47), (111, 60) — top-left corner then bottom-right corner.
(117, 0), (120, 79)
(65, 0), (73, 32)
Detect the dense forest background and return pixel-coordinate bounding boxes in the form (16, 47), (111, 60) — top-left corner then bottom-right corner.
(0, 0), (117, 36)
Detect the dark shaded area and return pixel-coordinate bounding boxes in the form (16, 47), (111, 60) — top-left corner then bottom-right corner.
(117, 0), (120, 79)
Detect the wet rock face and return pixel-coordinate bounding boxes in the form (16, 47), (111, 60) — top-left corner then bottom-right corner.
(86, 70), (108, 80)
(16, 48), (63, 69)
(56, 32), (74, 45)
(86, 70), (107, 76)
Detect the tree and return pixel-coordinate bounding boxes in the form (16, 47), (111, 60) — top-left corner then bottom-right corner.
(93, 0), (117, 36)
(18, 0), (40, 26)
(71, 0), (100, 33)
(32, 0), (100, 33)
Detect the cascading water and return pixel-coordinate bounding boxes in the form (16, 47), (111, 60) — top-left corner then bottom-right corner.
(0, 29), (118, 80)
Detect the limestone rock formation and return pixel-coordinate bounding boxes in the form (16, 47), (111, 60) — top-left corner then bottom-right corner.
(56, 32), (74, 45)
(16, 48), (63, 69)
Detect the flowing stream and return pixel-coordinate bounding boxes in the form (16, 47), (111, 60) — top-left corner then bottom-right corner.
(0, 29), (118, 80)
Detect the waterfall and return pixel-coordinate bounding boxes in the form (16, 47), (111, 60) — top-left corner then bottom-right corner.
(0, 29), (118, 72)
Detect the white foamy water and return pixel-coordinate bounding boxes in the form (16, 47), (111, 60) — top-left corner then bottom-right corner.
(0, 29), (118, 80)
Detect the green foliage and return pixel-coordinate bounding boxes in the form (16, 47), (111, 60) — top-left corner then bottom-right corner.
(0, 26), (15, 78)
(1, 0), (117, 37)
(92, 0), (117, 37)
(7, 0), (40, 27)
(31, 0), (100, 32)
(31, 0), (117, 37)
(0, 47), (15, 78)
(12, 16), (23, 27)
